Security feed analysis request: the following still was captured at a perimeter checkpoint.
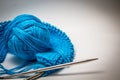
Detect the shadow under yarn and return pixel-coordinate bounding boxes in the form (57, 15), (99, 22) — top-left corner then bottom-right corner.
(50, 70), (104, 77)
(7, 53), (27, 66)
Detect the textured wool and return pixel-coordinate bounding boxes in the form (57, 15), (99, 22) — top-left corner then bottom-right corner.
(0, 14), (74, 76)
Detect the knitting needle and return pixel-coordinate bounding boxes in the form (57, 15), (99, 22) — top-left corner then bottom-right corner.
(27, 58), (98, 80)
(0, 58), (98, 79)
(26, 72), (44, 80)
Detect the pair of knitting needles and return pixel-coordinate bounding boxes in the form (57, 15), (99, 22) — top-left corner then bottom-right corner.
(0, 58), (98, 80)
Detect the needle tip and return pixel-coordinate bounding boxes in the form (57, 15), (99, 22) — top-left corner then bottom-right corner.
(94, 58), (98, 60)
(89, 58), (98, 62)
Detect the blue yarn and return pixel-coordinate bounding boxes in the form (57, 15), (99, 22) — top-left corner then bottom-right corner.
(0, 14), (74, 76)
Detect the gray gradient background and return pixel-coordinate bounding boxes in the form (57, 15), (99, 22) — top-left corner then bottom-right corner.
(0, 0), (120, 80)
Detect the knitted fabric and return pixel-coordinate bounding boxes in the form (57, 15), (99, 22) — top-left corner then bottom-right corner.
(0, 14), (74, 76)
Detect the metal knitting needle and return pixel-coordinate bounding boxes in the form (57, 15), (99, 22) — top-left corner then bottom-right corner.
(26, 72), (44, 80)
(0, 58), (98, 79)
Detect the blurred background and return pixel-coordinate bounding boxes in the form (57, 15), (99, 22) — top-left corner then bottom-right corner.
(0, 0), (120, 80)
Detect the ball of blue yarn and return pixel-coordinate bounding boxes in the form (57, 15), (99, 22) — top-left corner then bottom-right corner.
(0, 14), (74, 76)
(8, 16), (51, 60)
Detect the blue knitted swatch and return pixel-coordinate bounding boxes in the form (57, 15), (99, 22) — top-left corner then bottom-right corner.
(0, 14), (74, 76)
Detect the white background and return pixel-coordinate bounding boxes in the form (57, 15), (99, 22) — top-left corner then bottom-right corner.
(0, 0), (120, 80)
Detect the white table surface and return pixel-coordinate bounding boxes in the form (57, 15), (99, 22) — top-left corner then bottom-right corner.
(0, 0), (120, 80)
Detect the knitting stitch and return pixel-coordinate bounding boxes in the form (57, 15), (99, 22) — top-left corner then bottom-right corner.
(0, 14), (74, 76)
